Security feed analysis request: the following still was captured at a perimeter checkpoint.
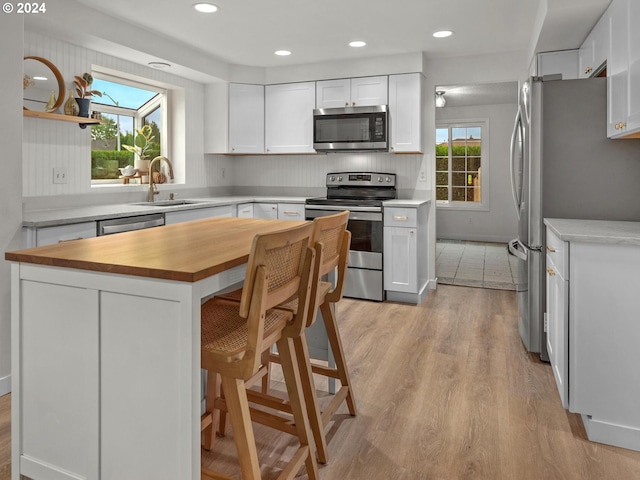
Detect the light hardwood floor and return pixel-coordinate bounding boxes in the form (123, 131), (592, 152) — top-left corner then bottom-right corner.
(2, 285), (640, 479)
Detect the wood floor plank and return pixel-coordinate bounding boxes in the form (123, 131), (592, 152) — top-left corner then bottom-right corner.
(2, 285), (640, 479)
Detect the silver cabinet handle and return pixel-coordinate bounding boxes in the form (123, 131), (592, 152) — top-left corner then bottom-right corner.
(393, 215), (409, 221)
(282, 211), (300, 216)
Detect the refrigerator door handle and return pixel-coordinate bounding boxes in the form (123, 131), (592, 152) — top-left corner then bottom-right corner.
(508, 238), (527, 262)
(510, 110), (524, 218)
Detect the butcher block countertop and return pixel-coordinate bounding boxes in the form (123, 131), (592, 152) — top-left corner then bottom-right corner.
(6, 217), (306, 282)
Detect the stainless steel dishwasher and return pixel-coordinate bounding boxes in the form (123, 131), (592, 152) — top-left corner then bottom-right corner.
(97, 213), (165, 236)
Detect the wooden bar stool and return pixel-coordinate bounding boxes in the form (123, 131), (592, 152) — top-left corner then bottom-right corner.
(200, 222), (319, 480)
(215, 210), (356, 465)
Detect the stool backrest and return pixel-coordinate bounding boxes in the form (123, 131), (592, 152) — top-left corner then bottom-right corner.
(312, 210), (351, 304)
(239, 223), (316, 367)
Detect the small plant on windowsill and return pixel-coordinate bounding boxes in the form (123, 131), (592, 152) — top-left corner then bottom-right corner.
(72, 73), (102, 118)
(122, 125), (155, 176)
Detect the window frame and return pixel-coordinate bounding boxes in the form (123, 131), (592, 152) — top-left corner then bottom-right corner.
(89, 71), (168, 186)
(435, 118), (490, 212)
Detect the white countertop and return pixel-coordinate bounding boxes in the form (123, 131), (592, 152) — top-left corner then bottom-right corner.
(23, 196), (308, 227)
(544, 218), (640, 246)
(383, 198), (431, 207)
(23, 195), (432, 228)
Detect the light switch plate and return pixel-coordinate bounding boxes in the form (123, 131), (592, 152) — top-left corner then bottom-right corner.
(53, 167), (67, 184)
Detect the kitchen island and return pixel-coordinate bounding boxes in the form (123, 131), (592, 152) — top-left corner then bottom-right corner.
(5, 217), (307, 480)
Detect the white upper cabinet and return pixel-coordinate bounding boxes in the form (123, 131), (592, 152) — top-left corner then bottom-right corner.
(607, 0), (631, 137)
(388, 73), (423, 153)
(316, 76), (388, 108)
(626, 0), (640, 135)
(579, 10), (609, 78)
(265, 82), (316, 154)
(228, 83), (264, 154)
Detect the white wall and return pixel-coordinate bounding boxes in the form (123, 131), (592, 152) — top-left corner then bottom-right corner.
(0, 14), (25, 395)
(435, 102), (519, 242)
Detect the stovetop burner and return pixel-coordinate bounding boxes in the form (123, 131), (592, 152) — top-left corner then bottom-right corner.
(305, 172), (397, 207)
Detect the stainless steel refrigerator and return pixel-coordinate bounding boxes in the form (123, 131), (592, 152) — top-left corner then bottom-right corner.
(508, 76), (640, 361)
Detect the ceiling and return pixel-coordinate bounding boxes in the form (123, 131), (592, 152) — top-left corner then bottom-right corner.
(72, 0), (610, 70)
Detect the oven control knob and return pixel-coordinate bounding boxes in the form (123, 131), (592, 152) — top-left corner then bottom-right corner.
(338, 176), (343, 182)
(329, 176), (336, 182)
(385, 176), (391, 183)
(378, 176), (383, 182)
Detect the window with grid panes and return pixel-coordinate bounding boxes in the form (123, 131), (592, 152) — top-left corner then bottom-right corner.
(436, 124), (483, 204)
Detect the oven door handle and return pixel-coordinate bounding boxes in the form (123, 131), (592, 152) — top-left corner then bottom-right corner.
(304, 204), (380, 212)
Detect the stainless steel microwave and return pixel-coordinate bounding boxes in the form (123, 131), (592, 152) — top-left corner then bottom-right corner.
(313, 105), (388, 152)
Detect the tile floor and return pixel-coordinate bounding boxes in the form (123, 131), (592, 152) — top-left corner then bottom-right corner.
(436, 239), (519, 291)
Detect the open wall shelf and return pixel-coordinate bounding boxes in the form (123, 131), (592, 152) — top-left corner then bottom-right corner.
(23, 109), (105, 127)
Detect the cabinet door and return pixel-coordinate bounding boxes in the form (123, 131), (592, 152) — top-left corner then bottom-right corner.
(34, 221), (96, 247)
(388, 73), (423, 153)
(626, 0), (640, 133)
(607, 0), (629, 137)
(277, 203), (305, 221)
(236, 203), (254, 218)
(350, 76), (388, 106)
(165, 206), (233, 224)
(316, 79), (350, 108)
(546, 254), (569, 409)
(229, 84), (265, 154)
(253, 203), (278, 219)
(265, 82), (316, 154)
(579, 30), (595, 78)
(383, 226), (417, 293)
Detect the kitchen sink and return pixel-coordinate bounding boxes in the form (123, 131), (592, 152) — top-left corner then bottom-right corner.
(131, 200), (208, 207)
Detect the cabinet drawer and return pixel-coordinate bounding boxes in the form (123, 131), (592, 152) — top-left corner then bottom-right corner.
(384, 207), (417, 227)
(277, 203), (305, 220)
(546, 229), (568, 279)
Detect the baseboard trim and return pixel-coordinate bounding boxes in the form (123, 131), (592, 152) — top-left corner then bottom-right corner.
(582, 414), (640, 452)
(0, 374), (10, 396)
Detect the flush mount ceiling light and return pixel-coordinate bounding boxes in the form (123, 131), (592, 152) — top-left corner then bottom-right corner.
(349, 41), (366, 48)
(193, 2), (219, 13)
(33, 76), (48, 81)
(433, 30), (454, 38)
(435, 90), (446, 108)
(274, 50), (292, 56)
(148, 61), (171, 69)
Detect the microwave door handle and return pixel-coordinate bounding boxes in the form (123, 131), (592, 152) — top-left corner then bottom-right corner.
(510, 110), (523, 218)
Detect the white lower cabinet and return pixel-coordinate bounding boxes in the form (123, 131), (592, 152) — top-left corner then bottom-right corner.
(24, 221), (97, 248)
(383, 204), (429, 304)
(545, 232), (569, 409)
(242, 202), (304, 220)
(545, 226), (640, 451)
(253, 203), (278, 219)
(164, 205), (233, 224)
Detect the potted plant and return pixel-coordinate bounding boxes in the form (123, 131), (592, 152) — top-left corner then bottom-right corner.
(73, 73), (102, 118)
(123, 124), (155, 175)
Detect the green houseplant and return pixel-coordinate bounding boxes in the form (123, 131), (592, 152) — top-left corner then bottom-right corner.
(122, 124), (155, 174)
(73, 73), (102, 118)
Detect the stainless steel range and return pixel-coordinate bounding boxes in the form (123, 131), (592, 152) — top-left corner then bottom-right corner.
(305, 172), (397, 301)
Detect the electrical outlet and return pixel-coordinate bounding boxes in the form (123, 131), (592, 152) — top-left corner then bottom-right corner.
(221, 167), (226, 179)
(53, 167), (67, 184)
(419, 170), (426, 181)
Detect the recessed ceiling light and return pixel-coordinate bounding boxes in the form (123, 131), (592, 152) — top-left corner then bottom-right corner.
(193, 3), (219, 13)
(148, 61), (171, 69)
(349, 41), (366, 48)
(275, 50), (292, 56)
(433, 30), (453, 38)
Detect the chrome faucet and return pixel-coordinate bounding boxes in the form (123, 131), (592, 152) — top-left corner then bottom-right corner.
(147, 156), (175, 202)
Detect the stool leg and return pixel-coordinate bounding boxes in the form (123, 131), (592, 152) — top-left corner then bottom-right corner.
(293, 332), (329, 464)
(321, 301), (357, 416)
(203, 370), (221, 450)
(220, 375), (261, 480)
(260, 349), (271, 394)
(277, 336), (319, 480)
